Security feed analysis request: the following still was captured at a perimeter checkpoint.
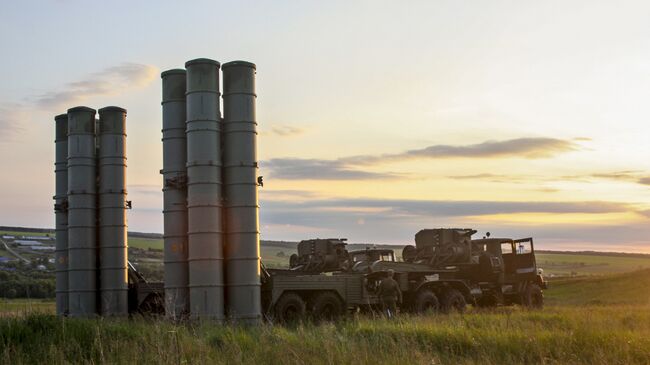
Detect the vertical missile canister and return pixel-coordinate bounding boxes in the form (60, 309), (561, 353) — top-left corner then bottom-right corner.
(67, 106), (97, 317)
(161, 69), (189, 319)
(222, 61), (261, 323)
(97, 107), (129, 316)
(185, 58), (224, 320)
(54, 113), (69, 316)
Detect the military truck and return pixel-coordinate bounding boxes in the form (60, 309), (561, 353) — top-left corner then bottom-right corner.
(263, 240), (398, 322)
(379, 229), (547, 311)
(262, 229), (547, 322)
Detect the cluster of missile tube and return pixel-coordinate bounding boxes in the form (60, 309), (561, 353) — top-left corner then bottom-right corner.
(54, 58), (260, 323)
(54, 106), (129, 317)
(161, 58), (261, 323)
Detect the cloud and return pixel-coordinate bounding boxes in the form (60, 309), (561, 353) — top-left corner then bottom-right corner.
(536, 187), (560, 193)
(259, 189), (321, 199)
(264, 198), (632, 219)
(0, 63), (158, 143)
(33, 63), (158, 109)
(562, 171), (650, 187)
(263, 125), (305, 137)
(343, 137), (581, 165)
(448, 173), (506, 180)
(447, 173), (531, 184)
(263, 137), (580, 180)
(0, 103), (28, 140)
(259, 196), (650, 250)
(128, 184), (162, 196)
(447, 170), (650, 189)
(263, 158), (401, 180)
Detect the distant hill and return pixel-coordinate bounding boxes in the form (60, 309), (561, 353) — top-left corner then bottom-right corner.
(536, 249), (650, 259)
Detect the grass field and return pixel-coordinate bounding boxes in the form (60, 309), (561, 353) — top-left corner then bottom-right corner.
(0, 299), (54, 317)
(128, 237), (164, 250)
(536, 252), (650, 276)
(1, 306), (649, 365)
(1, 270), (649, 364)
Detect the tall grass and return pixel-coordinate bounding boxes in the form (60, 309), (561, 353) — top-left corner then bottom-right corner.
(1, 306), (650, 365)
(2, 270), (649, 364)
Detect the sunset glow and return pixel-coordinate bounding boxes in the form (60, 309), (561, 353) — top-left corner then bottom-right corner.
(0, 0), (648, 252)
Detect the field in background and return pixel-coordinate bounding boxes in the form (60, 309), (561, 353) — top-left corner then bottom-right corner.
(536, 252), (650, 276)
(0, 230), (50, 238)
(128, 237), (164, 250)
(4, 227), (650, 277)
(0, 299), (54, 317)
(1, 270), (649, 364)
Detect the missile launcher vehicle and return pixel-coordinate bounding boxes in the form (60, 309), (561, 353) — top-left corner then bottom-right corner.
(123, 229), (546, 322)
(262, 228), (546, 323)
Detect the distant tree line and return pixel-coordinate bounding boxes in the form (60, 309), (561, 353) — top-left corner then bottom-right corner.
(0, 269), (54, 298)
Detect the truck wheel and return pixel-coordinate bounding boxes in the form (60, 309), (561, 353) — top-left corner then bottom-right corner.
(441, 289), (466, 314)
(310, 292), (344, 321)
(414, 289), (440, 314)
(522, 284), (544, 309)
(289, 254), (299, 268)
(274, 293), (306, 323)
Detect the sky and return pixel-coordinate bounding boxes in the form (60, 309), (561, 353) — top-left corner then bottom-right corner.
(0, 0), (649, 252)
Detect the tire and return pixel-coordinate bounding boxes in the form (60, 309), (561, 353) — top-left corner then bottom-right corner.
(310, 291), (345, 321)
(289, 254), (299, 268)
(522, 283), (544, 309)
(413, 288), (440, 314)
(441, 288), (466, 314)
(274, 293), (306, 323)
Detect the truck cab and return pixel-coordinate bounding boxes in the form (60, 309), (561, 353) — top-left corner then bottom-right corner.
(470, 237), (546, 307)
(349, 248), (395, 272)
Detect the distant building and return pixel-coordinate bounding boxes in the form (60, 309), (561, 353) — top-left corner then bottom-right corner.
(2, 235), (15, 240)
(0, 257), (11, 263)
(25, 236), (53, 241)
(15, 240), (42, 246)
(30, 246), (54, 251)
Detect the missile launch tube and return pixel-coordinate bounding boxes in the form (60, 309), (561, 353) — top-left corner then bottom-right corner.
(222, 61), (261, 324)
(185, 58), (224, 320)
(161, 69), (189, 319)
(67, 106), (97, 317)
(54, 113), (68, 316)
(98, 106), (129, 316)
